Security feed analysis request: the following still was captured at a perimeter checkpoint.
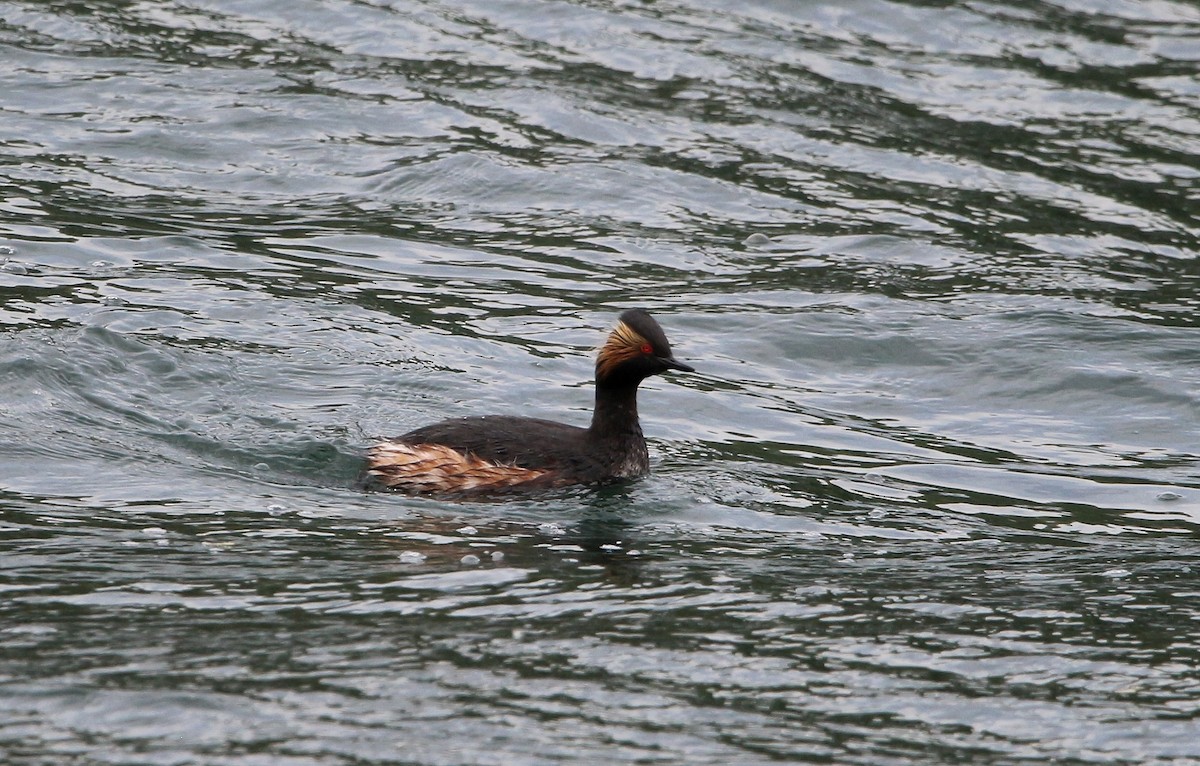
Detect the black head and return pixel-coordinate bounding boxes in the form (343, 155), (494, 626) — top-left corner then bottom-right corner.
(595, 309), (695, 386)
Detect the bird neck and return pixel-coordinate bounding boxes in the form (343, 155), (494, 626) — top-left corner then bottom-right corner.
(588, 380), (644, 443)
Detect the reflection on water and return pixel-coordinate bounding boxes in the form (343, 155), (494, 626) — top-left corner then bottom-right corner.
(1, 0), (1199, 763)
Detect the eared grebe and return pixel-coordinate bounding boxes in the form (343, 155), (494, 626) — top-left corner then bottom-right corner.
(365, 309), (694, 494)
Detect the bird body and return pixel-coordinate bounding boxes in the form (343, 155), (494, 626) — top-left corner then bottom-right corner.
(365, 309), (692, 494)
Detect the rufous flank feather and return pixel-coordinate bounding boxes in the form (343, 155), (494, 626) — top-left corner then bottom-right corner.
(366, 442), (549, 493)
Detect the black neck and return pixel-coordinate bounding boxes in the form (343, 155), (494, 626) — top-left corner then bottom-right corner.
(588, 381), (643, 442)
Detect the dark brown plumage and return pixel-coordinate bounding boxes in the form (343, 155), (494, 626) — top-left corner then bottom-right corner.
(365, 309), (694, 494)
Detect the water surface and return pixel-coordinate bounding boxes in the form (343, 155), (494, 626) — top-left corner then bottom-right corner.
(2, 0), (1199, 763)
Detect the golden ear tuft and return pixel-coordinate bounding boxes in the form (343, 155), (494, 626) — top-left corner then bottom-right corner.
(596, 320), (649, 379)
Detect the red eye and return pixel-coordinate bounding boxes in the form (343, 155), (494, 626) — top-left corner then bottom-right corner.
(640, 343), (653, 355)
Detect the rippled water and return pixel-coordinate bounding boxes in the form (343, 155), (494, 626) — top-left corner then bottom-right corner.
(2, 0), (1199, 763)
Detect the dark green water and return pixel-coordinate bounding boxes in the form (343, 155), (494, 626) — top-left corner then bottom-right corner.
(2, 1), (1199, 763)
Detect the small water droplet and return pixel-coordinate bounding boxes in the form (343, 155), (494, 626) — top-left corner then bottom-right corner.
(398, 550), (427, 564)
(456, 525), (478, 535)
(0, 245), (15, 256)
(867, 508), (887, 519)
(1, 259), (29, 275)
(100, 296), (126, 306)
(141, 527), (167, 538)
(1157, 491), (1182, 502)
(743, 232), (772, 246)
(1102, 568), (1131, 579)
(90, 259), (113, 269)
(490, 551), (505, 562)
(266, 504), (287, 516)
(254, 463), (269, 472)
(537, 522), (566, 536)
(864, 472), (884, 483)
(460, 554), (481, 566)
(155, 538), (170, 547)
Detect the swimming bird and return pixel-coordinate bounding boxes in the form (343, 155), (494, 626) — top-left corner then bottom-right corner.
(365, 309), (693, 494)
